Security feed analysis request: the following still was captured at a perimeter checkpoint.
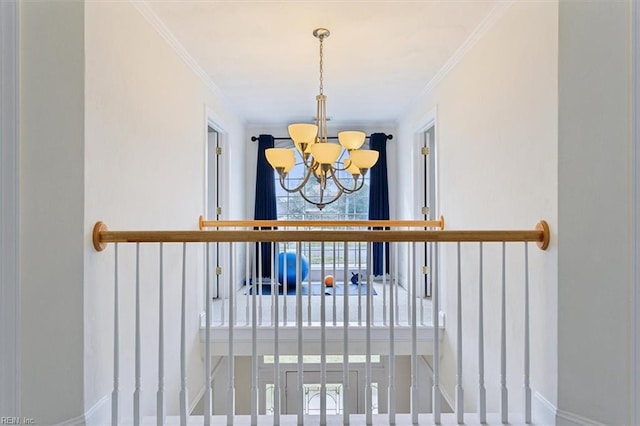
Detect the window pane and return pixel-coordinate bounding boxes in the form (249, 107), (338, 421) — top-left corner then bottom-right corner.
(274, 143), (371, 265)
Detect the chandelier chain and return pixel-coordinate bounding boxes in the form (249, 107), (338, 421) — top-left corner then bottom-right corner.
(319, 35), (324, 95)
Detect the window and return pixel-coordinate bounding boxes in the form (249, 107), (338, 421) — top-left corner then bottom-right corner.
(275, 141), (370, 269)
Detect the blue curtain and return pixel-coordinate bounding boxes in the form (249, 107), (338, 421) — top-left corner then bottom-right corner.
(368, 133), (390, 276)
(254, 134), (277, 278)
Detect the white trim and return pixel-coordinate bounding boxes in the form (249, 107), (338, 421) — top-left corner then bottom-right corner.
(532, 391), (557, 426)
(401, 0), (514, 118)
(632, 0), (640, 423)
(130, 1), (239, 116)
(55, 394), (110, 426)
(556, 408), (608, 426)
(0, 0), (20, 415)
(419, 355), (453, 413)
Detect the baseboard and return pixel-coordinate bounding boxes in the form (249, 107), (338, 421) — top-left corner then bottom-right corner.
(533, 391), (556, 426)
(556, 408), (607, 426)
(56, 394), (109, 426)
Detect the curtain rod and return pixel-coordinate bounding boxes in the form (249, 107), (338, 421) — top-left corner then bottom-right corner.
(250, 134), (393, 142)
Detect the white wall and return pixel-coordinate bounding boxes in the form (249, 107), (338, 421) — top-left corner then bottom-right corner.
(557, 1), (634, 424)
(19, 1), (86, 423)
(83, 1), (245, 422)
(397, 1), (559, 420)
(0, 0), (20, 416)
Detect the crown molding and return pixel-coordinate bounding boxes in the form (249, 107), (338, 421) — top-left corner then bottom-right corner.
(401, 0), (515, 119)
(129, 0), (240, 119)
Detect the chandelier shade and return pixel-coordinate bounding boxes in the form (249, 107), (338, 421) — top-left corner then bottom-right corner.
(265, 147), (296, 172)
(349, 149), (379, 170)
(338, 131), (366, 150)
(265, 28), (378, 210)
(310, 143), (341, 164)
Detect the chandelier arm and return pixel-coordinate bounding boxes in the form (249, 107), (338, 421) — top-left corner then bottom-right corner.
(298, 185), (345, 210)
(342, 176), (366, 194)
(331, 150), (350, 172)
(277, 166), (315, 194)
(325, 166), (362, 193)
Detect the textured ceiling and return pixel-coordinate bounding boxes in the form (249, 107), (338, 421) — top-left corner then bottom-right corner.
(144, 0), (500, 125)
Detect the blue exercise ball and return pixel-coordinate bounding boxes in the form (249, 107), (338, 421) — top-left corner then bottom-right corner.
(277, 251), (309, 284)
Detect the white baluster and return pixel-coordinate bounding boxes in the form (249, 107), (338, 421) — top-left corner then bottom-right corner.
(252, 244), (258, 426)
(259, 245), (263, 326)
(343, 242), (350, 426)
(388, 240), (396, 425)
(180, 243), (188, 426)
(204, 243), (212, 425)
(307, 242), (312, 326)
(456, 242), (464, 424)
(297, 243), (304, 426)
(524, 242), (531, 424)
(134, 243), (141, 426)
(271, 242), (276, 327)
(407, 242), (412, 327)
(420, 242), (425, 326)
(274, 241), (281, 426)
(320, 242), (327, 426)
(395, 242), (400, 326)
(358, 242), (363, 326)
(432, 242), (441, 425)
(283, 241), (288, 326)
(478, 242), (486, 424)
(332, 242), (337, 326)
(500, 242), (508, 424)
(383, 239), (387, 326)
(370, 242), (375, 326)
(157, 243), (165, 426)
(227, 243), (235, 426)
(410, 242), (418, 425)
(112, 244), (119, 426)
(246, 241), (251, 327)
(366, 242), (373, 426)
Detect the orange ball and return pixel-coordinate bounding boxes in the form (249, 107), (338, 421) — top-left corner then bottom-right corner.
(324, 275), (334, 287)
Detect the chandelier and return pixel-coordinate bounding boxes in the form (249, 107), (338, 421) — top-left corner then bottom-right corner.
(265, 28), (379, 210)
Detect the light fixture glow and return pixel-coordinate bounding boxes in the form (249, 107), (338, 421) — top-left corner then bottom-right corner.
(266, 28), (378, 210)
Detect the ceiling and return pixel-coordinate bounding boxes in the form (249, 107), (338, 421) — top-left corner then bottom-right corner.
(144, 0), (500, 126)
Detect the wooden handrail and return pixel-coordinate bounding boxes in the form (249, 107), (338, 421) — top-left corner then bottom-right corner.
(198, 216), (445, 230)
(93, 220), (549, 252)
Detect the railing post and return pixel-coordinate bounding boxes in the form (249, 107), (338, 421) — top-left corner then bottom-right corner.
(343, 242), (350, 426)
(388, 241), (396, 425)
(204, 243), (212, 425)
(500, 242), (508, 424)
(251, 243), (259, 426)
(432, 242), (441, 425)
(274, 241), (281, 426)
(157, 243), (166, 426)
(455, 242), (464, 424)
(320, 242), (327, 426)
(297, 242), (304, 426)
(365, 242), (373, 426)
(524, 242), (532, 424)
(134, 243), (141, 426)
(180, 243), (188, 426)
(112, 244), (119, 426)
(478, 242), (487, 424)
(226, 243), (235, 426)
(410, 242), (418, 425)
